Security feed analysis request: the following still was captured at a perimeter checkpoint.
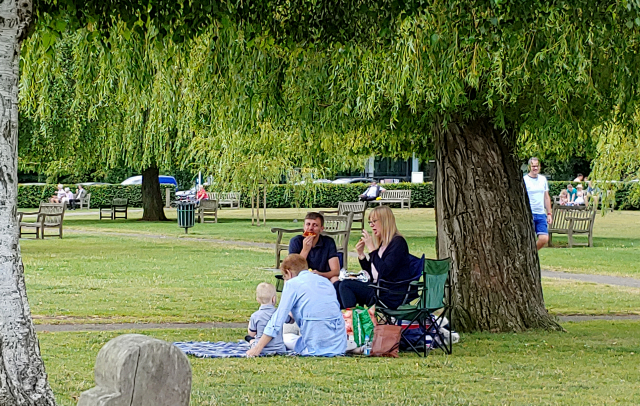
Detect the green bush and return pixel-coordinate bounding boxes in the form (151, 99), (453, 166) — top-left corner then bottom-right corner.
(19, 180), (637, 210)
(237, 182), (435, 209)
(17, 184), (175, 208)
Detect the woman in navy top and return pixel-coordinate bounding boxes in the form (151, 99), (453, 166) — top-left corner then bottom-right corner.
(334, 205), (412, 309)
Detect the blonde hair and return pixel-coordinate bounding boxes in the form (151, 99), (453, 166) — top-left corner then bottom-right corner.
(256, 282), (277, 305)
(368, 206), (400, 248)
(280, 254), (308, 276)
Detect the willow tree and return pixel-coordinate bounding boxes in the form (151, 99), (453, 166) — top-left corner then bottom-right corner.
(189, 1), (639, 332)
(2, 1), (232, 403)
(242, 1), (640, 332)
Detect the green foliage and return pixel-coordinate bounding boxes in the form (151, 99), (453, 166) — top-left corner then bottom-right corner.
(17, 184), (175, 208)
(22, 2), (640, 197)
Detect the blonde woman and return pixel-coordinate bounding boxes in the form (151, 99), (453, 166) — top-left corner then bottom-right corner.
(334, 205), (412, 309)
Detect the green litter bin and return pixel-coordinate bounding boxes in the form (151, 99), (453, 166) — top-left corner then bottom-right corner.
(176, 201), (196, 233)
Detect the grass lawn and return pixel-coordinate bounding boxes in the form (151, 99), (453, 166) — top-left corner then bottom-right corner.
(21, 230), (640, 324)
(48, 207), (640, 278)
(41, 321), (640, 406)
(19, 207), (640, 404)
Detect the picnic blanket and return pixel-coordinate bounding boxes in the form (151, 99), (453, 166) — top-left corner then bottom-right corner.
(173, 341), (292, 358)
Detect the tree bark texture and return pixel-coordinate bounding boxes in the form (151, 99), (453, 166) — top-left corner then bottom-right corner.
(0, 1), (56, 404)
(141, 165), (168, 221)
(434, 117), (562, 333)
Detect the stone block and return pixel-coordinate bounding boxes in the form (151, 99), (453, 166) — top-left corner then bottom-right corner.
(78, 334), (191, 406)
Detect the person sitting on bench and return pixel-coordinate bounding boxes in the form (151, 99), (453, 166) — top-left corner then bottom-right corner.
(288, 212), (340, 282)
(358, 181), (385, 202)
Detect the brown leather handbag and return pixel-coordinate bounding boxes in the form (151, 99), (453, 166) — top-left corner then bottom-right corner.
(371, 325), (402, 358)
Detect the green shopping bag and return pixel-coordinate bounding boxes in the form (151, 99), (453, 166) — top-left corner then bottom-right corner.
(352, 306), (375, 347)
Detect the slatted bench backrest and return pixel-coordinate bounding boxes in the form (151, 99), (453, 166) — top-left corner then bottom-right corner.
(337, 201), (367, 220)
(39, 203), (65, 224)
(551, 205), (595, 232)
(380, 190), (411, 199)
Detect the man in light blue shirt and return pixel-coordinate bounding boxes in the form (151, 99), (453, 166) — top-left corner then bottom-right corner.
(523, 157), (552, 250)
(246, 254), (346, 357)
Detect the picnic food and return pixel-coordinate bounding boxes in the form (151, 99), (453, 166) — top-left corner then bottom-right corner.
(303, 231), (317, 237)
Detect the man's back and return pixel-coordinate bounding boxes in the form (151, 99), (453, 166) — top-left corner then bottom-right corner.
(270, 271), (346, 356)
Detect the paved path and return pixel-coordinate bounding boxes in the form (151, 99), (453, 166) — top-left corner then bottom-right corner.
(541, 270), (640, 288)
(35, 322), (246, 333)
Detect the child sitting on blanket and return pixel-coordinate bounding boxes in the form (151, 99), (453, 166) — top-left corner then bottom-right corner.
(246, 283), (288, 355)
(246, 254), (347, 357)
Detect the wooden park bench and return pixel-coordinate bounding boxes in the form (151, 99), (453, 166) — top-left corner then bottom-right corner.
(270, 212), (354, 271)
(100, 198), (129, 220)
(197, 199), (218, 223)
(320, 201), (367, 230)
(548, 204), (597, 248)
(209, 192), (241, 209)
(79, 192), (91, 209)
(19, 203), (66, 239)
(371, 190), (412, 209)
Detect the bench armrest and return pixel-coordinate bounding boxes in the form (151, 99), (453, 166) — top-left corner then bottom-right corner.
(322, 230), (349, 237)
(270, 227), (304, 234)
(319, 210), (339, 215)
(20, 211), (40, 216)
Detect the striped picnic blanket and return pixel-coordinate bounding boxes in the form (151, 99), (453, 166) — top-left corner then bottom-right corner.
(173, 341), (291, 358)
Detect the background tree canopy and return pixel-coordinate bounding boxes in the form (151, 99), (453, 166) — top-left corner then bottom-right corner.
(23, 1), (640, 186)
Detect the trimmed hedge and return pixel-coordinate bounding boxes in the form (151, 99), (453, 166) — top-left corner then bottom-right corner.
(17, 180), (638, 210)
(17, 184), (175, 208)
(238, 182), (435, 208)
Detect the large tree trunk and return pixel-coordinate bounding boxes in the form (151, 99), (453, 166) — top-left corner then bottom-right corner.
(141, 165), (168, 221)
(434, 117), (562, 333)
(0, 1), (57, 405)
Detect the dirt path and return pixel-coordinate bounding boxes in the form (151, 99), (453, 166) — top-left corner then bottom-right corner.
(34, 315), (640, 333)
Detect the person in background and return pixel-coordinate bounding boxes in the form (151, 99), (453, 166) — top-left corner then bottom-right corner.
(566, 183), (577, 203)
(573, 173), (585, 182)
(50, 184), (65, 203)
(62, 187), (73, 206)
(196, 185), (208, 201)
(523, 157), (552, 250)
(559, 189), (570, 206)
(574, 184), (586, 205)
(358, 181), (385, 202)
(586, 179), (600, 207)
